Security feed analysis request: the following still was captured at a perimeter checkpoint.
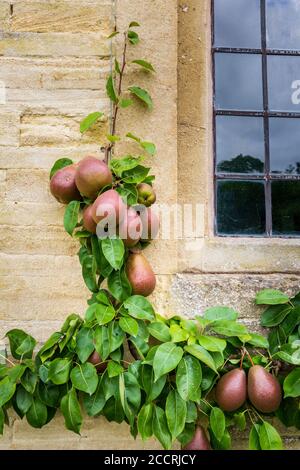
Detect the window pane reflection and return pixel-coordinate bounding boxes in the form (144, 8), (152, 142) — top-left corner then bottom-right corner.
(216, 116), (264, 173)
(268, 56), (300, 112)
(214, 0), (261, 48)
(272, 181), (300, 235)
(215, 53), (263, 110)
(267, 0), (300, 50)
(216, 180), (266, 235)
(269, 118), (300, 174)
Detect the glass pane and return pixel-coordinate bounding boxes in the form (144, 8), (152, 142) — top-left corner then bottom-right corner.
(272, 181), (300, 236)
(268, 56), (300, 112)
(215, 53), (263, 110)
(214, 0), (261, 48)
(267, 0), (300, 50)
(216, 180), (266, 235)
(269, 118), (300, 174)
(216, 116), (264, 173)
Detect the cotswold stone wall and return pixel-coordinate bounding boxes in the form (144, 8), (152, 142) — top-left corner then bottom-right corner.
(0, 0), (299, 449)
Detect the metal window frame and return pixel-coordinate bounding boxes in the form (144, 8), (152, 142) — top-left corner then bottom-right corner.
(212, 0), (300, 238)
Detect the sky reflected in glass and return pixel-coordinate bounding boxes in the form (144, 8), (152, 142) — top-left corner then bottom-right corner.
(269, 118), (300, 174)
(214, 0), (261, 48)
(215, 53), (263, 110)
(268, 56), (300, 112)
(267, 0), (300, 50)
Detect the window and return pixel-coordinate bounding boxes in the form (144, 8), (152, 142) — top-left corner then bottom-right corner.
(213, 0), (300, 237)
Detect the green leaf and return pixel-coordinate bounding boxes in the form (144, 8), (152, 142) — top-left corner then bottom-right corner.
(186, 401), (197, 423)
(209, 320), (248, 339)
(124, 295), (155, 321)
(107, 31), (119, 39)
(209, 428), (231, 450)
(20, 369), (37, 394)
(129, 21), (140, 27)
(140, 364), (166, 402)
(169, 324), (189, 343)
(198, 335), (226, 353)
(128, 30), (139, 45)
(94, 323), (125, 361)
(110, 155), (143, 177)
(83, 376), (106, 416)
(122, 165), (150, 184)
(203, 307), (238, 322)
(49, 158), (73, 179)
(281, 306), (300, 336)
(101, 238), (125, 270)
(119, 317), (138, 336)
(128, 86), (153, 109)
(246, 333), (269, 349)
(70, 363), (98, 395)
(48, 358), (71, 385)
(141, 141), (156, 155)
(6, 329), (36, 360)
(16, 386), (33, 414)
(38, 382), (60, 408)
(256, 289), (289, 305)
(120, 98), (133, 108)
(233, 411), (247, 431)
(283, 368), (300, 398)
(258, 421), (283, 450)
(166, 390), (187, 441)
(176, 355), (202, 402)
(106, 75), (118, 103)
(96, 240), (113, 278)
(107, 361), (124, 378)
(26, 398), (47, 428)
(148, 322), (171, 342)
(138, 403), (153, 440)
(106, 134), (120, 143)
(153, 342), (183, 381)
(0, 377), (16, 407)
(64, 201), (80, 236)
(95, 303), (115, 326)
(184, 344), (218, 374)
(108, 268), (132, 302)
(249, 424), (261, 450)
(153, 406), (172, 450)
(210, 407), (225, 442)
(60, 388), (82, 435)
(76, 328), (94, 363)
(80, 112), (103, 133)
(119, 372), (141, 425)
(38, 332), (62, 363)
(114, 58), (121, 74)
(261, 304), (292, 327)
(82, 255), (98, 293)
(0, 408), (4, 435)
(132, 59), (155, 72)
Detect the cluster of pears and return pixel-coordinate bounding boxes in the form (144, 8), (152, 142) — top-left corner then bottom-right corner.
(50, 155), (159, 297)
(215, 364), (282, 413)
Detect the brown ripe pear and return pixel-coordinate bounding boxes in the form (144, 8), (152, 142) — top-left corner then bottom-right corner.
(140, 207), (160, 241)
(126, 252), (156, 297)
(91, 189), (126, 226)
(88, 350), (107, 373)
(75, 156), (113, 200)
(215, 368), (247, 412)
(82, 204), (97, 234)
(248, 365), (282, 413)
(118, 207), (142, 247)
(50, 164), (81, 204)
(183, 426), (211, 450)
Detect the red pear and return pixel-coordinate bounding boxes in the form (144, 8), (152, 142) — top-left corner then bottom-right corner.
(215, 368), (247, 412)
(183, 426), (211, 450)
(126, 252), (156, 297)
(118, 207), (142, 247)
(75, 156), (112, 200)
(248, 365), (282, 413)
(50, 164), (81, 204)
(82, 205), (97, 234)
(91, 189), (126, 228)
(88, 350), (107, 373)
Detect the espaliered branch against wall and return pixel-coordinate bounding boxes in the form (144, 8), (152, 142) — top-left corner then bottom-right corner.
(0, 24), (300, 451)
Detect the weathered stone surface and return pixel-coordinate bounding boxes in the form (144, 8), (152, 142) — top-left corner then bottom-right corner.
(10, 1), (112, 33)
(171, 273), (300, 322)
(0, 2), (10, 32)
(0, 111), (19, 146)
(0, 32), (110, 57)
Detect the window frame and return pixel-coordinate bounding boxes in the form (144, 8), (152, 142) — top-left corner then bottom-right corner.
(212, 0), (300, 238)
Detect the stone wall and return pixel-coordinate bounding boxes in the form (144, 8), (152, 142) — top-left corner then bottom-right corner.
(0, 0), (299, 449)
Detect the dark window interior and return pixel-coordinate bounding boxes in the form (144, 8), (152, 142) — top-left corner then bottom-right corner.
(213, 0), (300, 237)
